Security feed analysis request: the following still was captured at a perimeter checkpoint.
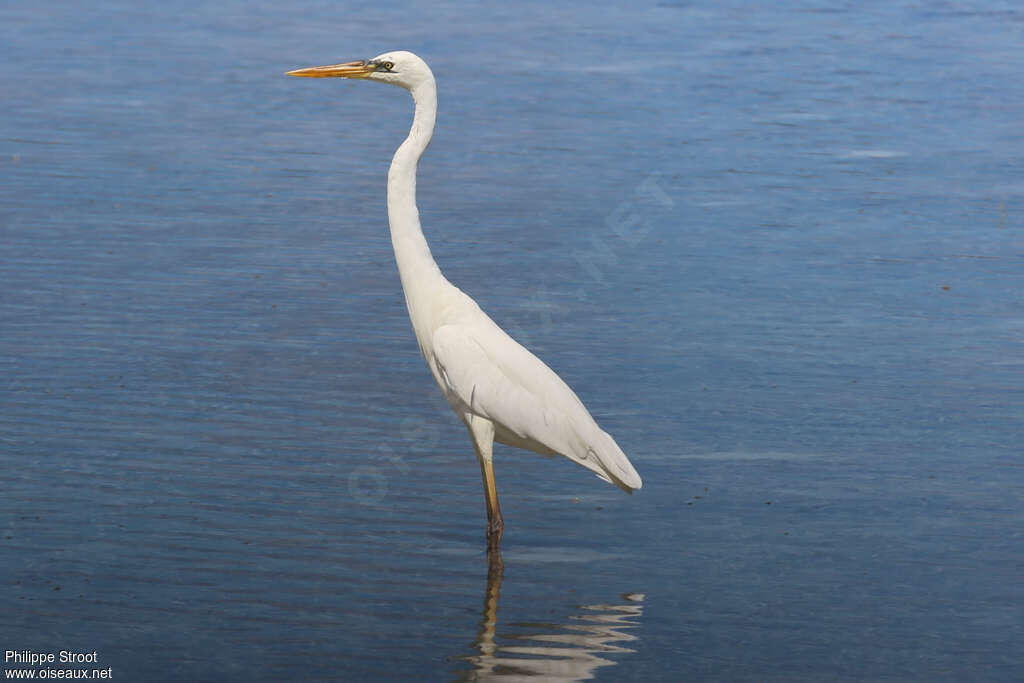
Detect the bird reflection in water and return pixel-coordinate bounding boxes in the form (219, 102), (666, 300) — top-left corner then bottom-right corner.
(455, 563), (644, 681)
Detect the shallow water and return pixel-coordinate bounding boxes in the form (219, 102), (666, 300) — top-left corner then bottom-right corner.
(2, 1), (1022, 680)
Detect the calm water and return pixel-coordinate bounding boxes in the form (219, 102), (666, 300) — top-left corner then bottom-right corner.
(3, 1), (1022, 680)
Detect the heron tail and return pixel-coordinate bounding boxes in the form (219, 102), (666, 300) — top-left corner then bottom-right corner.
(587, 429), (642, 493)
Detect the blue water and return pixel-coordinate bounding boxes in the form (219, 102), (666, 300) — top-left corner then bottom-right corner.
(2, 1), (1022, 680)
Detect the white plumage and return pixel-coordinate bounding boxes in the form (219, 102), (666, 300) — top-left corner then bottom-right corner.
(288, 51), (641, 553)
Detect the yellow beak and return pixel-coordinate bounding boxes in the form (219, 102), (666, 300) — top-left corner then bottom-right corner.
(286, 60), (375, 79)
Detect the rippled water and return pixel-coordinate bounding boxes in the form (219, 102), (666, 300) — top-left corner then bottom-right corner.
(3, 1), (1022, 680)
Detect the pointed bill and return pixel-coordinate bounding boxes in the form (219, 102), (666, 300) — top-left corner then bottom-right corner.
(286, 60), (375, 78)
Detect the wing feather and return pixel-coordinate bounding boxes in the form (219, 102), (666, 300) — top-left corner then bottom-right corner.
(431, 320), (642, 491)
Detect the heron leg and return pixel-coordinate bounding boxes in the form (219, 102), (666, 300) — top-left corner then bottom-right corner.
(467, 415), (503, 554)
(480, 456), (504, 552)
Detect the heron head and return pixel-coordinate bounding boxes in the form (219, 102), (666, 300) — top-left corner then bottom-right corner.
(287, 50), (433, 92)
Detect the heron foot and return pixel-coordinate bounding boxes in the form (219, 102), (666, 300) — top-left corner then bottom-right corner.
(486, 519), (504, 575)
(486, 546), (504, 576)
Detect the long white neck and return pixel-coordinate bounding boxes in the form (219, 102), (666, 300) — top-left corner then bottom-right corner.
(386, 78), (446, 324)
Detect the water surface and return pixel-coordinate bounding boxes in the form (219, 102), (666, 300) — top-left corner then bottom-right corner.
(2, 1), (1022, 680)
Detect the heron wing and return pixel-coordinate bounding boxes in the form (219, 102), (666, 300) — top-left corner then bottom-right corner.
(432, 322), (568, 447)
(431, 321), (642, 491)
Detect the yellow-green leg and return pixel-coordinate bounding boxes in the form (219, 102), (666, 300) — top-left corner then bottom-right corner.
(467, 415), (503, 559)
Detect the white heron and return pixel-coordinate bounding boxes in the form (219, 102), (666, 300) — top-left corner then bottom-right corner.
(287, 51), (641, 554)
